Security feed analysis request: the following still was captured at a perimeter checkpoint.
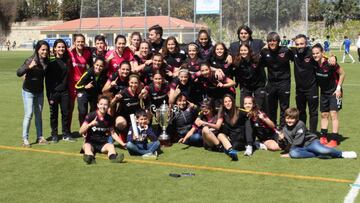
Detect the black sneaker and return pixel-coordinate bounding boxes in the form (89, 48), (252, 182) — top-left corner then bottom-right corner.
(63, 135), (76, 142)
(110, 153), (124, 163)
(83, 154), (96, 164)
(51, 135), (59, 143)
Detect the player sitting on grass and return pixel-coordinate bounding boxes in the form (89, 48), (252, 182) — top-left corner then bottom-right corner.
(278, 107), (357, 159)
(196, 98), (239, 161)
(126, 109), (160, 159)
(79, 95), (125, 164)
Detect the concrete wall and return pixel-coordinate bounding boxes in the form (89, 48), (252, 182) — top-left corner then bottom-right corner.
(6, 20), (62, 49)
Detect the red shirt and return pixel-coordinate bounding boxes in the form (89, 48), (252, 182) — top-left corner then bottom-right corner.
(105, 47), (134, 78)
(68, 48), (92, 83)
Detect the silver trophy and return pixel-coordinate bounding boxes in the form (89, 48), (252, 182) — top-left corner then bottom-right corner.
(151, 101), (178, 143)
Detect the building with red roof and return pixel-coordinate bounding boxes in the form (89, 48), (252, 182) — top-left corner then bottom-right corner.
(41, 16), (207, 46)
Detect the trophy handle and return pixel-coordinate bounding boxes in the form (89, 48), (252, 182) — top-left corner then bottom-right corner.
(150, 104), (160, 123)
(150, 104), (157, 115)
(168, 105), (179, 122)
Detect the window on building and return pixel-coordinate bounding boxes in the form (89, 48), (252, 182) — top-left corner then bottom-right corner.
(59, 34), (69, 38)
(46, 34), (56, 38)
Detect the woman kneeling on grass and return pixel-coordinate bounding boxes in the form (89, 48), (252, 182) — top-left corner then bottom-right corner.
(79, 95), (125, 164)
(278, 107), (357, 159)
(243, 96), (281, 152)
(195, 99), (239, 161)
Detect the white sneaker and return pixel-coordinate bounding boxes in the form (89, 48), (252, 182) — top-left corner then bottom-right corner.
(244, 145), (253, 156)
(342, 151), (357, 159)
(255, 141), (268, 150)
(22, 139), (31, 148)
(142, 153), (157, 160)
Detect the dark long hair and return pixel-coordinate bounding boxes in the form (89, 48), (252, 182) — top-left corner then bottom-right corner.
(237, 25), (253, 41)
(245, 96), (260, 119)
(219, 94), (240, 126)
(162, 36), (180, 57)
(53, 39), (69, 61)
(33, 40), (50, 67)
(212, 42), (228, 61)
(233, 43), (259, 67)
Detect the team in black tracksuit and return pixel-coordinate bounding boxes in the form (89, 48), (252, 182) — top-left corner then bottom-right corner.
(209, 43), (233, 78)
(46, 56), (71, 139)
(260, 46), (292, 128)
(229, 38), (265, 57)
(233, 48), (267, 111)
(75, 67), (107, 125)
(292, 46), (319, 133)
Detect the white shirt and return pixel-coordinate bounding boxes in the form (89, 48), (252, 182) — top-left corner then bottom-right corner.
(356, 37), (360, 48)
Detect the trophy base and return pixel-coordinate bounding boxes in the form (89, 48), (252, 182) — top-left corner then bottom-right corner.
(159, 139), (172, 147)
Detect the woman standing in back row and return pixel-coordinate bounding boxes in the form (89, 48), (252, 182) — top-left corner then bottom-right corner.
(46, 39), (73, 143)
(17, 40), (50, 147)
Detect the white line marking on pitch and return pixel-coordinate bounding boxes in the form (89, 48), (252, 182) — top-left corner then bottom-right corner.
(344, 173), (360, 203)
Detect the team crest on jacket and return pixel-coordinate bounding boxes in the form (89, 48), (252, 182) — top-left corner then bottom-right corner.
(176, 58), (181, 62)
(304, 57), (311, 63)
(278, 53), (285, 58)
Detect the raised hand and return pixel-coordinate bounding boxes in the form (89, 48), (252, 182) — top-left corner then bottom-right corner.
(110, 77), (119, 87)
(114, 93), (122, 101)
(90, 116), (98, 127)
(258, 111), (265, 120)
(28, 59), (37, 69)
(174, 85), (181, 96)
(85, 81), (94, 89)
(106, 52), (115, 61)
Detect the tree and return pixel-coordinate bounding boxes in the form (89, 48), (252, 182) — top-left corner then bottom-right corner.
(322, 0), (360, 27)
(16, 0), (31, 22)
(60, 0), (80, 21)
(309, 0), (323, 21)
(0, 0), (17, 36)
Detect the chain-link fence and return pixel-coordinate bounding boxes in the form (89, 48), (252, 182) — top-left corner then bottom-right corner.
(78, 0), (309, 46)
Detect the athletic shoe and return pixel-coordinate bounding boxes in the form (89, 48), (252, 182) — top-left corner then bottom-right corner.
(110, 153), (124, 163)
(228, 149), (238, 161)
(22, 139), (31, 148)
(37, 137), (48, 145)
(63, 135), (76, 142)
(83, 154), (96, 164)
(325, 140), (338, 148)
(352, 60), (356, 63)
(255, 141), (268, 150)
(51, 135), (59, 143)
(244, 145), (253, 156)
(142, 153), (157, 160)
(319, 136), (328, 145)
(342, 151), (357, 159)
